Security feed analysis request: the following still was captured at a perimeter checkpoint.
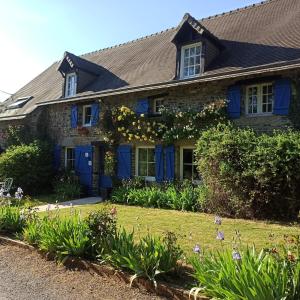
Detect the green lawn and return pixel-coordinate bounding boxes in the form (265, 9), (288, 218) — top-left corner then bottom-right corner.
(41, 202), (300, 255)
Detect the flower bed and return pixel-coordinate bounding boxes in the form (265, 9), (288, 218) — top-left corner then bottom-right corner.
(1, 202), (300, 299)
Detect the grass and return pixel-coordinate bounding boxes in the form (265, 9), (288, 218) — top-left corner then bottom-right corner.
(40, 203), (300, 255)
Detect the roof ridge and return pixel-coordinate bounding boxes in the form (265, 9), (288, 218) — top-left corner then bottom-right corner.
(200, 0), (278, 22)
(79, 0), (278, 58)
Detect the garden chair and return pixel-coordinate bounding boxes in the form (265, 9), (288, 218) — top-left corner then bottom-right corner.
(0, 178), (13, 193)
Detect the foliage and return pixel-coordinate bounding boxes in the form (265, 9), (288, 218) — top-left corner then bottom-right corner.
(2, 125), (33, 148)
(38, 213), (90, 260)
(195, 124), (300, 220)
(0, 141), (53, 194)
(104, 150), (115, 176)
(102, 100), (227, 144)
(0, 206), (25, 234)
(23, 218), (41, 245)
(103, 229), (182, 286)
(111, 181), (201, 212)
(53, 171), (81, 201)
(190, 245), (300, 300)
(85, 206), (117, 256)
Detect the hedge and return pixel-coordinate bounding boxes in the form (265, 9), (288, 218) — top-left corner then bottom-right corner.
(196, 124), (300, 220)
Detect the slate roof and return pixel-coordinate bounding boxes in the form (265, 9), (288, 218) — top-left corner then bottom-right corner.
(1, 0), (300, 120)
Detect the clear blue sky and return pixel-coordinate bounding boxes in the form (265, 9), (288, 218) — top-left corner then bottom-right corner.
(0, 0), (262, 100)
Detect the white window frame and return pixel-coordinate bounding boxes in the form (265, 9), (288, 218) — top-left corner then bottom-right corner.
(153, 98), (165, 114)
(64, 147), (75, 170)
(180, 42), (202, 79)
(245, 83), (274, 116)
(180, 146), (200, 184)
(82, 105), (92, 127)
(135, 146), (156, 181)
(65, 73), (77, 98)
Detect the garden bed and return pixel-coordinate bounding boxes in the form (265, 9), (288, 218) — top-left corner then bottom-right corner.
(0, 235), (207, 300)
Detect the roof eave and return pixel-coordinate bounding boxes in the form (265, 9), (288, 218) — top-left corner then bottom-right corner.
(36, 60), (300, 107)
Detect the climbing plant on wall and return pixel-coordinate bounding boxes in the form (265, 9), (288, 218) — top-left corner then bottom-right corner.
(101, 99), (227, 145)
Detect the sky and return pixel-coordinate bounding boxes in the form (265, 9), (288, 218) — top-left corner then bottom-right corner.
(0, 0), (263, 101)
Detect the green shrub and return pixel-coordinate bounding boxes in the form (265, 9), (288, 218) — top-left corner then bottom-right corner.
(0, 141), (53, 194)
(190, 247), (300, 300)
(103, 229), (182, 286)
(196, 124), (300, 220)
(39, 213), (90, 260)
(85, 206), (117, 257)
(53, 171), (81, 201)
(0, 206), (25, 234)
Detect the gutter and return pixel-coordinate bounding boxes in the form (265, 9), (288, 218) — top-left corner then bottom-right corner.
(36, 59), (300, 106)
(0, 115), (26, 121)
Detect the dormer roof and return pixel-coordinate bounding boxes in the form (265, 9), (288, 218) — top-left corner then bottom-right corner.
(57, 51), (102, 76)
(171, 13), (224, 50)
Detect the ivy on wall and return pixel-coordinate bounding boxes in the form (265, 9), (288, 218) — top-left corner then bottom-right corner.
(101, 99), (227, 145)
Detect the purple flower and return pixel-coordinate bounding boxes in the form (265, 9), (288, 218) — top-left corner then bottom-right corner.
(216, 231), (224, 241)
(232, 250), (242, 261)
(193, 244), (201, 254)
(214, 216), (222, 225)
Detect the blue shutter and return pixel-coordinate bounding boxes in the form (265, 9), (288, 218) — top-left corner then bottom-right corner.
(155, 145), (164, 182)
(227, 85), (241, 119)
(274, 79), (291, 115)
(53, 145), (61, 172)
(165, 145), (175, 181)
(71, 105), (78, 128)
(135, 98), (149, 115)
(91, 102), (100, 126)
(117, 145), (131, 179)
(75, 145), (93, 195)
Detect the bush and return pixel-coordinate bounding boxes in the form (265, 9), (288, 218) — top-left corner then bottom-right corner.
(111, 181), (201, 212)
(85, 206), (117, 257)
(196, 124), (300, 220)
(190, 246), (300, 300)
(103, 229), (183, 286)
(0, 206), (25, 234)
(0, 141), (53, 194)
(53, 171), (81, 201)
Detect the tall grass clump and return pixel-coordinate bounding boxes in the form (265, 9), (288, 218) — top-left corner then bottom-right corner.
(0, 206), (25, 234)
(38, 213), (90, 260)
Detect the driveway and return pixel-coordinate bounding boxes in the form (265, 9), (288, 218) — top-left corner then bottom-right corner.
(0, 243), (164, 300)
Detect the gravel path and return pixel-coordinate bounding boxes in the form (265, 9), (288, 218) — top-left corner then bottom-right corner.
(0, 243), (164, 300)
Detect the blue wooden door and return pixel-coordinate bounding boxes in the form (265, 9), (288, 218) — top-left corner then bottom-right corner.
(75, 145), (93, 195)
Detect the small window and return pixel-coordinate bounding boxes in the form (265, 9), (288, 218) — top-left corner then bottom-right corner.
(180, 148), (200, 182)
(65, 147), (75, 170)
(181, 43), (202, 79)
(246, 83), (273, 115)
(136, 147), (155, 179)
(83, 105), (92, 126)
(153, 98), (165, 114)
(65, 73), (77, 97)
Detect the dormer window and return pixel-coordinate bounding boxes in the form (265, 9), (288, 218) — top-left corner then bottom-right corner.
(65, 73), (77, 97)
(181, 43), (202, 79)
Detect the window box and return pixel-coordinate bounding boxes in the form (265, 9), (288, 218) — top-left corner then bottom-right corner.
(77, 126), (89, 136)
